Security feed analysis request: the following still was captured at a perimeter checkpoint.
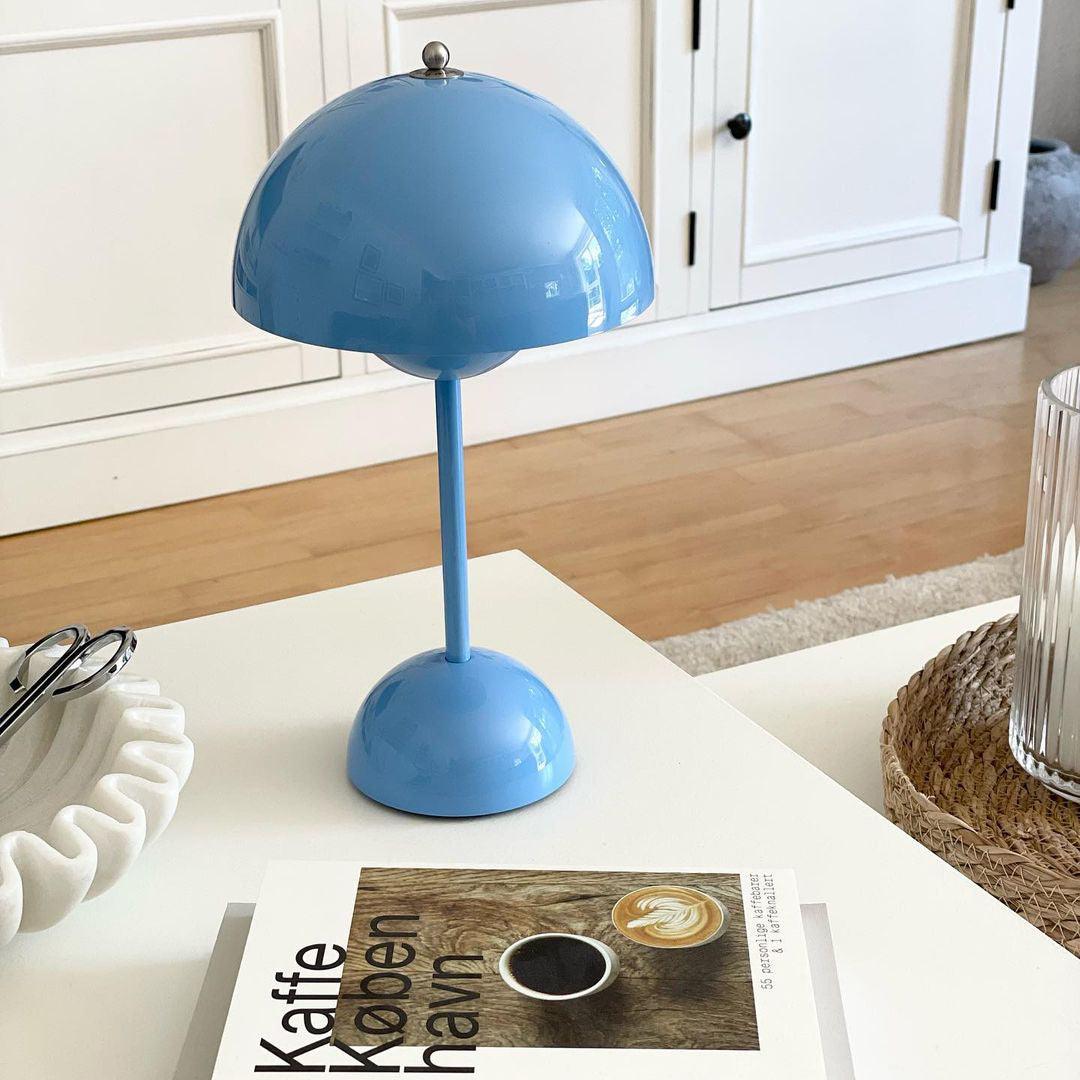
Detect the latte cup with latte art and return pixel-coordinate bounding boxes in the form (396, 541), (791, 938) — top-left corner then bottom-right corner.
(611, 885), (728, 949)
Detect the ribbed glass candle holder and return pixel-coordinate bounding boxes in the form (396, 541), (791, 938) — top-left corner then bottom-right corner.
(1010, 365), (1080, 802)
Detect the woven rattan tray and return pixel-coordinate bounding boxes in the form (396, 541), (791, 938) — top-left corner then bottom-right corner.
(881, 614), (1080, 956)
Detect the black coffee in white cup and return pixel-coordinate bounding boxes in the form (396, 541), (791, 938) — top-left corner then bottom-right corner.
(498, 933), (619, 1001)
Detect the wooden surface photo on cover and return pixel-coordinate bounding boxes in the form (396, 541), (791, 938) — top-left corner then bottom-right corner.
(333, 867), (758, 1051)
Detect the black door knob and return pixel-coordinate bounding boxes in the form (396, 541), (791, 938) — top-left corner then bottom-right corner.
(726, 112), (752, 140)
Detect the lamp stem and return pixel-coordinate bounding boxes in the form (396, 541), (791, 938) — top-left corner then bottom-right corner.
(434, 378), (471, 663)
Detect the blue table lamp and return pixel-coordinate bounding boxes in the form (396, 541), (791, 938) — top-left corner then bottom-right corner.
(233, 42), (654, 816)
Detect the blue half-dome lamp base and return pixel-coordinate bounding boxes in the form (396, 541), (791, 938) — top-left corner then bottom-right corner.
(231, 40), (654, 818)
(346, 377), (576, 816)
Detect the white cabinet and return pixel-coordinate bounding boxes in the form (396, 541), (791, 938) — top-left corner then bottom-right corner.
(711, 0), (1008, 307)
(0, 0), (1043, 533)
(0, 0), (337, 435)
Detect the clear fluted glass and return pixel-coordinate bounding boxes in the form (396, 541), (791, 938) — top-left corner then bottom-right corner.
(1010, 364), (1080, 801)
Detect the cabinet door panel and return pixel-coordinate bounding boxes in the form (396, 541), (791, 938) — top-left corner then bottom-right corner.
(711, 0), (1005, 307)
(0, 1), (337, 434)
(339, 0), (694, 368)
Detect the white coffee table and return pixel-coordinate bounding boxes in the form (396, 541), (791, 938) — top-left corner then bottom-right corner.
(699, 597), (1021, 812)
(2, 553), (1075, 1078)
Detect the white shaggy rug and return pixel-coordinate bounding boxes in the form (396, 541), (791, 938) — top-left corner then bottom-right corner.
(652, 549), (1023, 676)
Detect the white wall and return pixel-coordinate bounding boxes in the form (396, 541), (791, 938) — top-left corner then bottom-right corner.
(1033, 0), (1080, 146)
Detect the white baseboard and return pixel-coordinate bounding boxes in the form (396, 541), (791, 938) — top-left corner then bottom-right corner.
(0, 261), (1030, 536)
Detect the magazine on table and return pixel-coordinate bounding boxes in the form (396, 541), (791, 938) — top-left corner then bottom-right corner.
(187, 861), (849, 1079)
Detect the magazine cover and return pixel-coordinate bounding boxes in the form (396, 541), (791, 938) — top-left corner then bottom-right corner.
(211, 862), (827, 1079)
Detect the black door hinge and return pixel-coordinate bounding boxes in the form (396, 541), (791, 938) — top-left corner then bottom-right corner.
(692, 0), (702, 49)
(989, 158), (1001, 211)
(688, 211), (697, 266)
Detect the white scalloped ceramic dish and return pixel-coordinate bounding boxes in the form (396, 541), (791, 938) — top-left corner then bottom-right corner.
(0, 639), (194, 946)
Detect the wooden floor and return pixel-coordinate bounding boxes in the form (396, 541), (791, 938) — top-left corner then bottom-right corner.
(4, 269), (1078, 646)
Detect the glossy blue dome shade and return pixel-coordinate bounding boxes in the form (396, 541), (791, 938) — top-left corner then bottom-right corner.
(232, 71), (654, 367)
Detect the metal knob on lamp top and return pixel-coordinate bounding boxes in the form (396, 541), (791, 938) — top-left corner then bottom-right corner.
(423, 40), (448, 69)
(410, 40), (462, 79)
